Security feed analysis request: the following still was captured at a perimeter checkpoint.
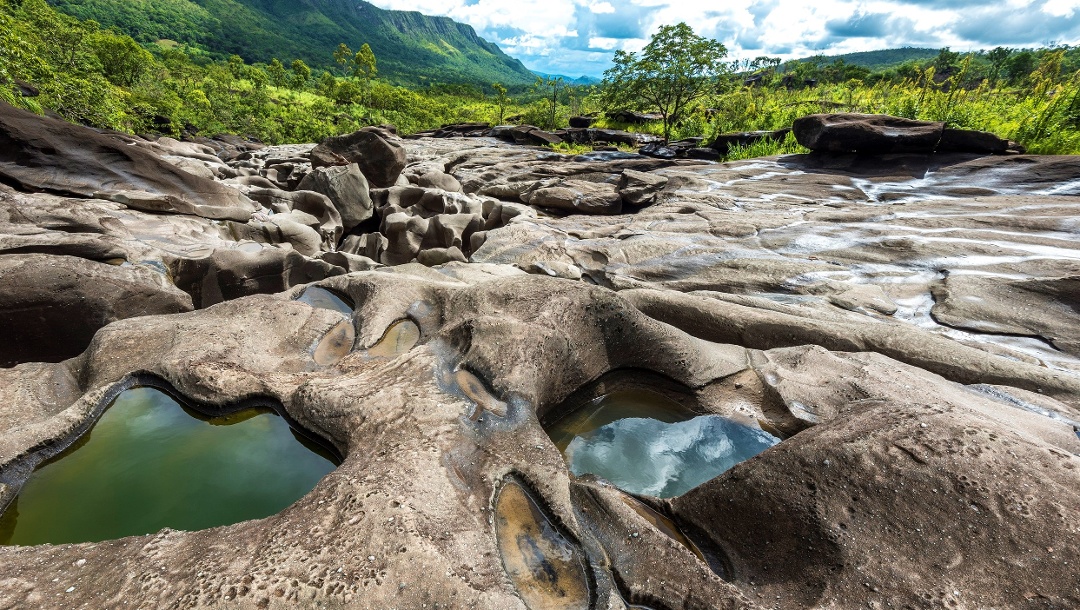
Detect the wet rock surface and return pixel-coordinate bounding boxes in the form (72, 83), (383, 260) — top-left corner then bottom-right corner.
(1, 111), (1079, 609)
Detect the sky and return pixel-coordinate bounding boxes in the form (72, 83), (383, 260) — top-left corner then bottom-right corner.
(368, 0), (1080, 77)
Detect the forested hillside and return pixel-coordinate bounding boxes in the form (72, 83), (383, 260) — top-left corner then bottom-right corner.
(48, 0), (537, 86)
(800, 47), (939, 71)
(0, 0), (566, 142)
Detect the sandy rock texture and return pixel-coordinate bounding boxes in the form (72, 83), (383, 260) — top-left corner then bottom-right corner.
(1, 105), (1079, 609)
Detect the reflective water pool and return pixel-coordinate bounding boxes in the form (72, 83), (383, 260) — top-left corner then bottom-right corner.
(546, 390), (780, 498)
(0, 387), (338, 546)
(295, 286), (353, 317)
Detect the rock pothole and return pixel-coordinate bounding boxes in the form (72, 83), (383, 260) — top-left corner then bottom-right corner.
(0, 383), (338, 546)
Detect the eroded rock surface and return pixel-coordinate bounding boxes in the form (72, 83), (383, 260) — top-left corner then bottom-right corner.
(0, 103), (256, 221)
(1, 112), (1079, 610)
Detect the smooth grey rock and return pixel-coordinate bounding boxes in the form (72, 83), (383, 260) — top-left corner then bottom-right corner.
(296, 163), (373, 233)
(310, 127), (407, 188)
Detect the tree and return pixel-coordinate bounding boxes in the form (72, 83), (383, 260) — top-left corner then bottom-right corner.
(290, 59), (310, 90)
(353, 43), (377, 80)
(1005, 51), (1037, 84)
(333, 43), (352, 76)
(227, 54), (245, 79)
(353, 43), (377, 107)
(491, 82), (508, 124)
(89, 29), (152, 87)
(266, 58), (287, 88)
(601, 23), (727, 142)
(986, 47), (1011, 84)
(934, 47), (961, 74)
(534, 76), (563, 129)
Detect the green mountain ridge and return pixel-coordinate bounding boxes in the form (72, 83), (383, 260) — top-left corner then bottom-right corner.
(48, 0), (538, 86)
(795, 47), (940, 70)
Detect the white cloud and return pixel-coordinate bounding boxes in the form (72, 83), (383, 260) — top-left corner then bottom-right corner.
(367, 0), (1080, 77)
(588, 37), (620, 50)
(1044, 0), (1080, 16)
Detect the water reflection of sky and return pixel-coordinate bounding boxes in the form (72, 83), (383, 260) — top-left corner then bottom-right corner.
(565, 415), (779, 498)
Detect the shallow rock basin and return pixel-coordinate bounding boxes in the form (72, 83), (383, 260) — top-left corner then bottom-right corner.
(0, 387), (337, 546)
(295, 285), (354, 316)
(547, 390), (780, 498)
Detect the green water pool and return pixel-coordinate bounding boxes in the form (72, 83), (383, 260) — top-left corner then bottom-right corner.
(0, 386), (338, 546)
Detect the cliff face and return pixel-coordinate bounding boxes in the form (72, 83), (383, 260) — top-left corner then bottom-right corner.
(48, 0), (536, 85)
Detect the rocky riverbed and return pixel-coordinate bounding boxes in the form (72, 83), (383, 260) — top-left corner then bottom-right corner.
(1, 103), (1078, 609)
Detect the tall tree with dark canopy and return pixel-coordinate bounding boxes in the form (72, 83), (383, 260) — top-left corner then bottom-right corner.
(601, 23), (727, 142)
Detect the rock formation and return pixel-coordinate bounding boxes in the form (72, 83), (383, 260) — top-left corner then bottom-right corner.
(1, 103), (1078, 609)
(792, 113), (1019, 154)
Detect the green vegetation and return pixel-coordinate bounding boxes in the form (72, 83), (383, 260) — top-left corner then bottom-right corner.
(0, 0), (554, 142)
(601, 23), (728, 142)
(3, 2), (1080, 158)
(790, 48), (940, 72)
(600, 31), (1080, 154)
(45, 0), (537, 86)
(745, 47), (1080, 154)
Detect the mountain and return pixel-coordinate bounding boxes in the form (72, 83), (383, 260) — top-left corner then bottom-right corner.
(48, 0), (538, 86)
(797, 47), (940, 71)
(533, 71), (604, 86)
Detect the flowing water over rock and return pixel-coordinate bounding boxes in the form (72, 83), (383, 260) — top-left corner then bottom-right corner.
(547, 390), (780, 497)
(0, 387), (337, 546)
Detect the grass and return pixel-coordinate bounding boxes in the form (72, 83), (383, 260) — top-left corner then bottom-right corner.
(723, 132), (809, 161)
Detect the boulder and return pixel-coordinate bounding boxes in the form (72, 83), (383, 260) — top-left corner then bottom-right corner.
(488, 125), (516, 141)
(169, 248), (344, 308)
(309, 127), (407, 188)
(617, 169), (668, 206)
(562, 128), (662, 147)
(686, 147), (722, 161)
(931, 274), (1080, 356)
(428, 213), (485, 251)
(509, 125), (564, 146)
(191, 134), (264, 162)
(247, 188), (343, 251)
(340, 232), (389, 262)
(318, 251), (381, 273)
(938, 128), (1011, 154)
(0, 102), (256, 221)
(413, 170), (463, 193)
(381, 212), (431, 265)
(416, 246), (468, 266)
(568, 116), (596, 128)
(522, 179), (623, 215)
(609, 110), (663, 124)
(792, 113), (944, 154)
(296, 163), (374, 233)
(434, 123), (491, 138)
(639, 143), (680, 159)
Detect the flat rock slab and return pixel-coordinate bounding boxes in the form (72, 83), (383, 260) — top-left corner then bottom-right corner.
(932, 274), (1080, 356)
